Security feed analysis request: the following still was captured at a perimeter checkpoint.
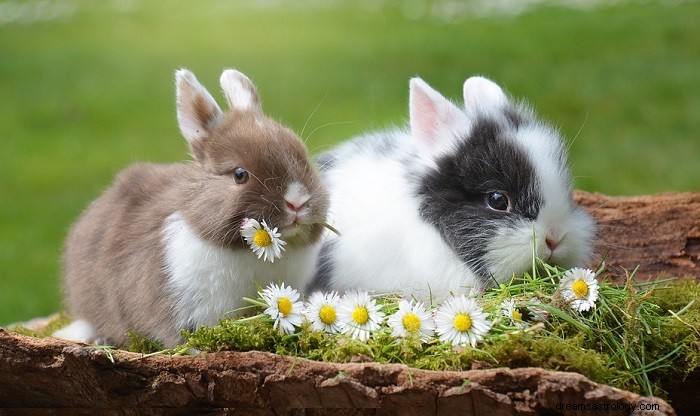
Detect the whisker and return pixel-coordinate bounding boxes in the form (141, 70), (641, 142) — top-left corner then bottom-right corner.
(301, 90), (330, 143)
(305, 120), (358, 142)
(568, 111), (589, 151)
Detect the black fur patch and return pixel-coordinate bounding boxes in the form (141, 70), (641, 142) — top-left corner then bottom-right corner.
(417, 116), (541, 284)
(307, 239), (338, 293)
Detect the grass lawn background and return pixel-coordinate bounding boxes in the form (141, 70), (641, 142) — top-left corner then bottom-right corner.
(1, 0), (698, 325)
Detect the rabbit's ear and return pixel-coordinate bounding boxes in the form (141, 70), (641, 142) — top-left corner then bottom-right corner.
(409, 77), (468, 162)
(463, 76), (508, 120)
(175, 69), (223, 143)
(220, 69), (262, 112)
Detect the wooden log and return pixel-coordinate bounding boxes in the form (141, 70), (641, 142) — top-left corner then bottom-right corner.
(575, 191), (699, 282)
(0, 330), (676, 415)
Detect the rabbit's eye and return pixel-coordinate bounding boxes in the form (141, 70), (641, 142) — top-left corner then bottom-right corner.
(233, 167), (249, 184)
(486, 192), (510, 212)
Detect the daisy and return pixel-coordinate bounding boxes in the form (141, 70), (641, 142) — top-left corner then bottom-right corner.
(560, 268), (599, 312)
(387, 299), (435, 342)
(305, 291), (342, 334)
(261, 283), (304, 335)
(434, 294), (491, 347)
(240, 218), (286, 263)
(337, 290), (385, 341)
(527, 297), (550, 322)
(500, 299), (528, 329)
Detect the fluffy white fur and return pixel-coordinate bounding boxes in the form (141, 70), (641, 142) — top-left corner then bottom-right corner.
(53, 319), (99, 344)
(162, 212), (319, 332)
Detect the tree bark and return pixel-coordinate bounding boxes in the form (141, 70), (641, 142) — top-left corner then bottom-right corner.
(575, 191), (699, 282)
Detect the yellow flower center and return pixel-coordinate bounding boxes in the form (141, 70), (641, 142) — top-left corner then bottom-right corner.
(402, 313), (422, 332)
(253, 229), (272, 247)
(319, 305), (337, 325)
(572, 279), (589, 298)
(512, 309), (522, 322)
(453, 313), (472, 332)
(277, 297), (292, 317)
(351, 306), (369, 325)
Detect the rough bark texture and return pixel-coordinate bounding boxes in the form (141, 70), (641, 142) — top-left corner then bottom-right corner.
(0, 330), (677, 415)
(574, 191), (699, 283)
(1, 191), (698, 415)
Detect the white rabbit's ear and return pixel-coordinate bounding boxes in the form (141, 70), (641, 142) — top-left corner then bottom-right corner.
(220, 69), (262, 112)
(175, 69), (223, 143)
(463, 76), (508, 120)
(409, 77), (468, 162)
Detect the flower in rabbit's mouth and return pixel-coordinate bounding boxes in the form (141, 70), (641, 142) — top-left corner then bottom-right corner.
(560, 267), (599, 312)
(241, 218), (286, 262)
(261, 283), (304, 335)
(435, 294), (491, 347)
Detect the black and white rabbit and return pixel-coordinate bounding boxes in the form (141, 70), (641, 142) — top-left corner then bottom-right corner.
(310, 76), (594, 300)
(54, 69), (329, 346)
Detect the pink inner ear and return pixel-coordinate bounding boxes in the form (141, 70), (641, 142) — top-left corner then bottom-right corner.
(176, 74), (222, 143)
(410, 87), (440, 146)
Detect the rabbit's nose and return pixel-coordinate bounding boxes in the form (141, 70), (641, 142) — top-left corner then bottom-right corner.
(545, 236), (559, 252)
(284, 181), (311, 212)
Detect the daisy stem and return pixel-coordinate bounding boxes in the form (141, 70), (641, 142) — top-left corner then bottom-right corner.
(242, 297), (269, 309)
(320, 221), (341, 236)
(235, 313), (268, 323)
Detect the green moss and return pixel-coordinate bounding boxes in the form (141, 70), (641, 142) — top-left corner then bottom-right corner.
(8, 313), (71, 338)
(183, 318), (280, 353)
(125, 331), (165, 354)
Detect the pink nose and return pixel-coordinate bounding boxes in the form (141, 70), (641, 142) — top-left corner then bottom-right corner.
(285, 200), (300, 212)
(546, 237), (558, 252)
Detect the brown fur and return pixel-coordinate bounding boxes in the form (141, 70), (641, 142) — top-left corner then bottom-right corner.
(61, 70), (329, 346)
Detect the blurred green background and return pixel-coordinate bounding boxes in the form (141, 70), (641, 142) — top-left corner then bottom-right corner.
(1, 0), (698, 325)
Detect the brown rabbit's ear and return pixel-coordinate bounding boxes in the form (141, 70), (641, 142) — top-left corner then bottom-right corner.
(175, 69), (223, 144)
(220, 69), (262, 112)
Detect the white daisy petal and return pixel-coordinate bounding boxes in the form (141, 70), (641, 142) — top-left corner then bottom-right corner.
(559, 268), (599, 312)
(337, 290), (385, 341)
(434, 294), (491, 347)
(305, 291), (342, 334)
(387, 299), (435, 342)
(261, 283), (304, 335)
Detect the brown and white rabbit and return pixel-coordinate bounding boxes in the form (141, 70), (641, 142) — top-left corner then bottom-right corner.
(54, 69), (329, 347)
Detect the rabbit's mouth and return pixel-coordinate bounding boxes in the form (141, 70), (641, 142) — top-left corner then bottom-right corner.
(280, 222), (302, 238)
(280, 221), (327, 246)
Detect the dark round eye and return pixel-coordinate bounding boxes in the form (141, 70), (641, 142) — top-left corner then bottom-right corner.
(232, 167), (249, 184)
(486, 192), (510, 211)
